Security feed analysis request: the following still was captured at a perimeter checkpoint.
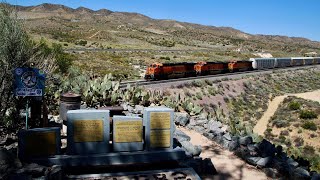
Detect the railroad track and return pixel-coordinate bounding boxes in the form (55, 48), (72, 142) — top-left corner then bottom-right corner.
(65, 48), (224, 53)
(119, 65), (320, 88)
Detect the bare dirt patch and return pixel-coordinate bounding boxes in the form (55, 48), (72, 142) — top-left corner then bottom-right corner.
(179, 127), (270, 180)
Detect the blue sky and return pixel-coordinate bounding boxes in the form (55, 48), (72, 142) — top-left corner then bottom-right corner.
(7, 0), (320, 41)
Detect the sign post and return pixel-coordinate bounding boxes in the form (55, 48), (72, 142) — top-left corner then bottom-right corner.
(14, 67), (46, 129)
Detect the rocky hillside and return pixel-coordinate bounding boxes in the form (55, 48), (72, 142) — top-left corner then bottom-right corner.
(6, 3), (320, 55)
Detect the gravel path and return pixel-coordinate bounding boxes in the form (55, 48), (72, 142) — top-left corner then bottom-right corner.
(179, 127), (269, 180)
(253, 90), (320, 136)
(253, 96), (288, 136)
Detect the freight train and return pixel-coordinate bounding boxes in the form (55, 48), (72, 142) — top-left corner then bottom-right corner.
(144, 57), (320, 80)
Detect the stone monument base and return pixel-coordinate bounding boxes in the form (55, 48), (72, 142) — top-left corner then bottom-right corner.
(24, 148), (186, 167)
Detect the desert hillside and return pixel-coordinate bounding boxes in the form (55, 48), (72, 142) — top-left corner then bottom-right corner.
(9, 3), (320, 55)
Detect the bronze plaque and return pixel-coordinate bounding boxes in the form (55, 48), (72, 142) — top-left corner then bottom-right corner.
(25, 132), (56, 156)
(114, 120), (143, 143)
(150, 130), (171, 148)
(73, 120), (104, 142)
(150, 112), (171, 129)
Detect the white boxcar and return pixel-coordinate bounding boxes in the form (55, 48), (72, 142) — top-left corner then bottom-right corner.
(291, 57), (304, 66)
(250, 58), (276, 70)
(275, 58), (292, 68)
(304, 57), (314, 65)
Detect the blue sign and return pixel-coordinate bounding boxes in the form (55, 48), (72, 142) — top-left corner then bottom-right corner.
(14, 67), (46, 97)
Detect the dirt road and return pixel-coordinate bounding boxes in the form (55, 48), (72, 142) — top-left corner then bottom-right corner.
(253, 90), (320, 136)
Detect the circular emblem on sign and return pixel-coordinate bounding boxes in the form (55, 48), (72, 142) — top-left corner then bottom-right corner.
(21, 71), (37, 88)
(39, 70), (44, 75)
(36, 89), (42, 95)
(15, 68), (23, 76)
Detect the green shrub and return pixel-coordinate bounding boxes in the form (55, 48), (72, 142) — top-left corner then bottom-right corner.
(196, 92), (203, 100)
(288, 101), (301, 110)
(75, 39), (87, 46)
(279, 135), (286, 143)
(52, 43), (74, 73)
(204, 79), (213, 86)
(208, 87), (217, 96)
(303, 145), (315, 156)
(192, 80), (205, 87)
(300, 110), (318, 119)
(294, 137), (304, 147)
(302, 121), (317, 131)
(280, 130), (289, 136)
(273, 119), (289, 128)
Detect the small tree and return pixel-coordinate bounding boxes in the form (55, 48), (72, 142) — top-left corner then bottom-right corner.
(0, 4), (61, 126)
(0, 4), (33, 123)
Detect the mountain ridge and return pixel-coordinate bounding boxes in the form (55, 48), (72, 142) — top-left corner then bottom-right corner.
(4, 3), (319, 54)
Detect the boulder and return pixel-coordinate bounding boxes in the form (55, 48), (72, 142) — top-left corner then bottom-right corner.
(134, 105), (144, 114)
(209, 127), (224, 136)
(220, 125), (229, 132)
(207, 120), (222, 131)
(127, 105), (134, 113)
(263, 168), (281, 178)
(311, 173), (320, 180)
(0, 148), (21, 175)
(223, 133), (232, 141)
(215, 134), (224, 145)
(180, 141), (202, 156)
(228, 138), (240, 151)
(292, 167), (310, 180)
(45, 165), (63, 180)
(120, 102), (130, 111)
(256, 156), (272, 167)
(239, 136), (253, 146)
(195, 120), (207, 127)
(193, 126), (205, 134)
(221, 139), (229, 148)
(174, 129), (191, 143)
(234, 146), (250, 159)
(247, 144), (259, 156)
(174, 112), (190, 126)
(246, 156), (261, 166)
(287, 158), (299, 168)
(17, 163), (46, 177)
(257, 139), (276, 157)
(203, 133), (215, 140)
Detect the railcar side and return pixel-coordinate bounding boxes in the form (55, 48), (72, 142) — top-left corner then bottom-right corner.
(194, 61), (229, 75)
(145, 62), (196, 80)
(250, 58), (276, 69)
(275, 58), (292, 68)
(228, 60), (253, 72)
(291, 57), (304, 66)
(304, 57), (314, 65)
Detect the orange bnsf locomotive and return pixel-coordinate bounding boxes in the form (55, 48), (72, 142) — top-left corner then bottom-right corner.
(144, 62), (196, 80)
(144, 57), (320, 80)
